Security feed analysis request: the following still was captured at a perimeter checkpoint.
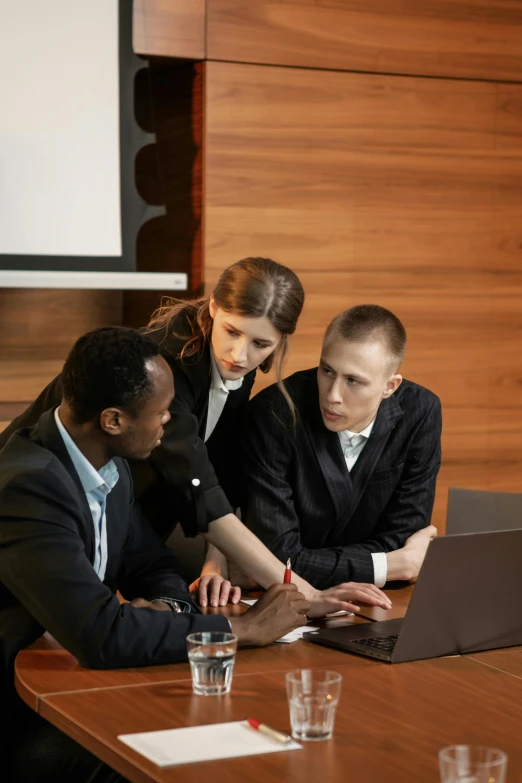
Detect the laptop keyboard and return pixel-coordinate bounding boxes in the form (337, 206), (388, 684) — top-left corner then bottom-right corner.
(351, 634), (398, 653)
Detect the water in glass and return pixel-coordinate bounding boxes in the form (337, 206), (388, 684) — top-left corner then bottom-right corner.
(289, 693), (338, 740)
(188, 643), (236, 695)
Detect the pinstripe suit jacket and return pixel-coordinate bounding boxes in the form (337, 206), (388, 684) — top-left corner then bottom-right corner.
(241, 369), (442, 588)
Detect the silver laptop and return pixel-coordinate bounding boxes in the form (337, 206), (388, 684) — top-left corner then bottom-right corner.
(446, 487), (522, 535)
(304, 529), (522, 663)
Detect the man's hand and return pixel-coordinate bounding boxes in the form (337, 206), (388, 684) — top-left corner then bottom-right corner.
(130, 597), (173, 612)
(229, 583), (310, 646)
(386, 525), (438, 582)
(306, 582), (392, 618)
(189, 575), (242, 608)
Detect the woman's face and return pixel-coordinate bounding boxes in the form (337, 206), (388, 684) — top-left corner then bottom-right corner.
(209, 298), (282, 380)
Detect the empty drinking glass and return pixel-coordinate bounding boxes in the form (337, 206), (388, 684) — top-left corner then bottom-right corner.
(187, 632), (238, 695)
(285, 669), (342, 741)
(439, 745), (508, 783)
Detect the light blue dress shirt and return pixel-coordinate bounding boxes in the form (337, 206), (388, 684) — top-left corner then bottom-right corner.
(54, 408), (119, 582)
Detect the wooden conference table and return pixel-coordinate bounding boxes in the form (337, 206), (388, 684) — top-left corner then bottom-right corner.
(15, 586), (522, 783)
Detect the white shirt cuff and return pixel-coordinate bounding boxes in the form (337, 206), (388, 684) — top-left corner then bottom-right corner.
(371, 552), (388, 588)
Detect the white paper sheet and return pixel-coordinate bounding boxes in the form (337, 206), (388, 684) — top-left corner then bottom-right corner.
(118, 720), (302, 767)
(275, 626), (319, 643)
(325, 610), (353, 617)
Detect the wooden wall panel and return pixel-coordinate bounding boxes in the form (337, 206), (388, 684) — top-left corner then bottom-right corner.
(203, 62), (522, 530)
(488, 84), (522, 491)
(207, 0), (522, 82)
(0, 290), (122, 410)
(133, 0), (205, 60)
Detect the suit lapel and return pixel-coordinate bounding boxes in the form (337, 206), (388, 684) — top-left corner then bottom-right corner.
(302, 380), (353, 524)
(104, 459), (128, 573)
(328, 393), (404, 539)
(224, 369), (256, 410)
(37, 409), (96, 561)
(302, 380), (404, 539)
(195, 354), (255, 433)
(156, 318), (213, 439)
(182, 346), (212, 438)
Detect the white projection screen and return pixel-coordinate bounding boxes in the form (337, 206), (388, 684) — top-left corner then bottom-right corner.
(0, 0), (186, 291)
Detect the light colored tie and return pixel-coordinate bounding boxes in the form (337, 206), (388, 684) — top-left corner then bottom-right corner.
(343, 434), (365, 456)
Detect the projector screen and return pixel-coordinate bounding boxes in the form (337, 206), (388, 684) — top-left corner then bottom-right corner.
(0, 0), (121, 257)
(0, 0), (186, 291)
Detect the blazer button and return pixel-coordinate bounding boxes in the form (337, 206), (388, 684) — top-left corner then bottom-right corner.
(191, 478), (201, 487)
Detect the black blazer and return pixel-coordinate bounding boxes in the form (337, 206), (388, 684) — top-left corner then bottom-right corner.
(241, 369), (442, 588)
(0, 409), (229, 733)
(0, 312), (256, 540)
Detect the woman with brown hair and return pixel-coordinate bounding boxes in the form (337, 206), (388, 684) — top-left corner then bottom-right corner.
(0, 257), (390, 617)
(137, 256), (305, 604)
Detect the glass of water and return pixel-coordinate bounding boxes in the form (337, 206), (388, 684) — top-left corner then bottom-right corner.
(186, 632), (238, 696)
(285, 669), (342, 741)
(439, 745), (508, 783)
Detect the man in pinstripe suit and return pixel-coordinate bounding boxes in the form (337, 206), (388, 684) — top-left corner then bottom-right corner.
(241, 305), (441, 590)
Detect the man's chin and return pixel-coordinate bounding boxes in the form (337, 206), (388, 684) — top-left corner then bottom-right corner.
(126, 448), (153, 461)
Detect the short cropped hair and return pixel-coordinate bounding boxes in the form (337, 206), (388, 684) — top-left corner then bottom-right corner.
(61, 327), (161, 423)
(325, 304), (407, 368)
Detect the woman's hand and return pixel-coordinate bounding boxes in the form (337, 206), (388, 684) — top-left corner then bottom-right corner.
(190, 574), (242, 607)
(306, 582), (392, 618)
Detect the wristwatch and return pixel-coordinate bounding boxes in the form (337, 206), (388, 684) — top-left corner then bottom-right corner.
(153, 597), (185, 613)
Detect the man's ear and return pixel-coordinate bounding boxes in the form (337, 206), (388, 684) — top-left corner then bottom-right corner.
(99, 408), (127, 436)
(209, 294), (216, 319)
(382, 374), (402, 399)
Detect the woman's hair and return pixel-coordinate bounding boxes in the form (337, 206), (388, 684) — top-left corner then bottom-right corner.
(146, 257), (305, 416)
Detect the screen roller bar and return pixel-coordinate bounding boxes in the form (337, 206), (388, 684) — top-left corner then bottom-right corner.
(0, 271), (188, 291)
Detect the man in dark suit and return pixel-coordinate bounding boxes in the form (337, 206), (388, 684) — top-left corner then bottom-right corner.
(242, 305), (441, 589)
(0, 327), (309, 783)
(0, 310), (256, 600)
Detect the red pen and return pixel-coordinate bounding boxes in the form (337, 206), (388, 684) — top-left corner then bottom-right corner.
(283, 557), (292, 584)
(247, 717), (292, 744)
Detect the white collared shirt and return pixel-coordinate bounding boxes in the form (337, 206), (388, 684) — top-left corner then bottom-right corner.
(337, 419), (375, 472)
(204, 351), (244, 442)
(54, 408), (119, 582)
(337, 419), (388, 588)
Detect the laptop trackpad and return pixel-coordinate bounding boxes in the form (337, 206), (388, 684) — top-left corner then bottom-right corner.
(305, 617), (404, 644)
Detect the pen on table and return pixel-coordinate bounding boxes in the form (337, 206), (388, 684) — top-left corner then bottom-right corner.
(247, 718), (293, 744)
(283, 557), (292, 584)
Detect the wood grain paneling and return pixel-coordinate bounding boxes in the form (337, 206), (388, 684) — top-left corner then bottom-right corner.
(470, 647), (522, 678)
(0, 289), (122, 357)
(0, 360), (63, 404)
(0, 289), (122, 403)
(487, 85), (522, 497)
(15, 628), (366, 713)
(208, 0), (522, 82)
(133, 0), (205, 60)
(39, 657), (522, 782)
(203, 62), (522, 530)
